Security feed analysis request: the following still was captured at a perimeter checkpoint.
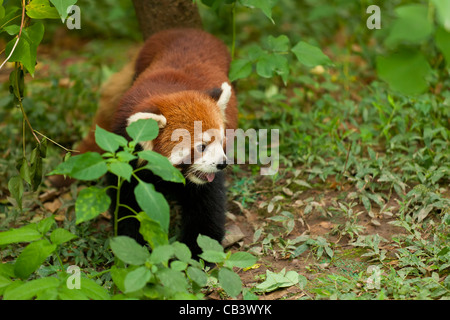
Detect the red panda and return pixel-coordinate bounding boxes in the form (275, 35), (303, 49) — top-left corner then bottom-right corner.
(61, 29), (238, 256)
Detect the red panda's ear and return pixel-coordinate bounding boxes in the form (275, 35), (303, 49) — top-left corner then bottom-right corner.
(126, 112), (167, 152)
(216, 82), (231, 116)
(127, 112), (167, 128)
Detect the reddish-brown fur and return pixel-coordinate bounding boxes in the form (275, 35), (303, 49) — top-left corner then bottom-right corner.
(50, 29), (237, 187)
(112, 28), (238, 158)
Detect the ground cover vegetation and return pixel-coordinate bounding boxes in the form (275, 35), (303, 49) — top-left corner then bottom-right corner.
(0, 0), (449, 300)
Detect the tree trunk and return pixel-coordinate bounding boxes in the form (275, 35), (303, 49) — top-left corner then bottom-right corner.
(131, 0), (203, 40)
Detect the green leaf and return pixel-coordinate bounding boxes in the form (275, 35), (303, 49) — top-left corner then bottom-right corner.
(95, 125), (128, 153)
(75, 186), (111, 224)
(172, 242), (191, 263)
(79, 277), (110, 300)
(385, 4), (433, 47)
(255, 269), (300, 293)
(14, 239), (57, 279)
(376, 50), (432, 95)
(0, 224), (41, 246)
(37, 216), (56, 234)
(225, 252), (257, 269)
(49, 152), (108, 180)
(26, 0), (60, 19)
(0, 275), (12, 289)
(187, 267), (207, 287)
(3, 277), (59, 300)
(291, 41), (332, 68)
(239, 0), (278, 23)
(157, 268), (188, 293)
(49, 0), (77, 20)
(30, 143), (44, 191)
(436, 27), (450, 66)
(0, 1), (4, 20)
(136, 212), (169, 249)
(126, 118), (159, 143)
(266, 35), (290, 52)
(149, 245), (174, 265)
(138, 150), (185, 184)
(197, 234), (223, 253)
(134, 181), (170, 232)
(110, 236), (150, 265)
(7, 176), (23, 210)
(108, 161), (133, 182)
(432, 0), (450, 31)
(199, 250), (227, 263)
(124, 266), (151, 293)
(229, 59), (253, 82)
(256, 53), (289, 84)
(218, 268), (242, 297)
(50, 228), (77, 245)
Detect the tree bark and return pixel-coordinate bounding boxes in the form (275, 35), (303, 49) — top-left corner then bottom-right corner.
(131, 0), (203, 40)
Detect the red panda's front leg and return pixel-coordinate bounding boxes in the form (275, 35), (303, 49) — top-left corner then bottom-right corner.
(177, 171), (227, 258)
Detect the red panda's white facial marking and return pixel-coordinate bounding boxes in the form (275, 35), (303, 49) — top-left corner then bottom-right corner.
(125, 83), (232, 185)
(186, 126), (227, 185)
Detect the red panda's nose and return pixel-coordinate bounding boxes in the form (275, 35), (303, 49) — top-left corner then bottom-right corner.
(216, 162), (228, 170)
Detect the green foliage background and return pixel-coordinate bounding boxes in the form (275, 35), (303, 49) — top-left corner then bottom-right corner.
(0, 0), (449, 300)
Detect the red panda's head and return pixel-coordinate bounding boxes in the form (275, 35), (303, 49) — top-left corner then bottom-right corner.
(127, 82), (232, 185)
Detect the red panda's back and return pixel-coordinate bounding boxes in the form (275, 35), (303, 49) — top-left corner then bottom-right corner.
(134, 28), (231, 85)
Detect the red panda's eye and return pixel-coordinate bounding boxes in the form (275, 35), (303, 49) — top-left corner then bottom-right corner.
(197, 144), (207, 153)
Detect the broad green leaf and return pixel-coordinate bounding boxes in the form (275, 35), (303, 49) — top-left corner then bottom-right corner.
(49, 0), (77, 20)
(198, 250), (227, 263)
(14, 240), (56, 279)
(0, 0), (4, 20)
(229, 59), (253, 82)
(0, 275), (12, 289)
(197, 234), (223, 253)
(95, 125), (128, 153)
(26, 0), (60, 19)
(376, 50), (431, 95)
(239, 0), (278, 23)
(110, 236), (150, 266)
(225, 252), (257, 269)
(291, 41), (332, 68)
(138, 150), (185, 184)
(126, 118), (159, 143)
(7, 176), (23, 210)
(385, 4), (433, 47)
(3, 24), (20, 35)
(137, 212), (169, 249)
(134, 181), (170, 232)
(432, 0), (450, 31)
(124, 266), (151, 293)
(172, 242), (191, 263)
(50, 228), (77, 245)
(79, 277), (110, 300)
(37, 216), (56, 234)
(149, 245), (174, 264)
(0, 224), (41, 246)
(49, 152), (108, 180)
(218, 268), (242, 297)
(157, 268), (188, 293)
(187, 267), (208, 287)
(108, 161), (133, 182)
(75, 186), (111, 224)
(57, 286), (89, 300)
(109, 265), (128, 293)
(255, 269), (300, 293)
(266, 35), (290, 52)
(436, 27), (450, 66)
(3, 277), (59, 300)
(256, 53), (289, 83)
